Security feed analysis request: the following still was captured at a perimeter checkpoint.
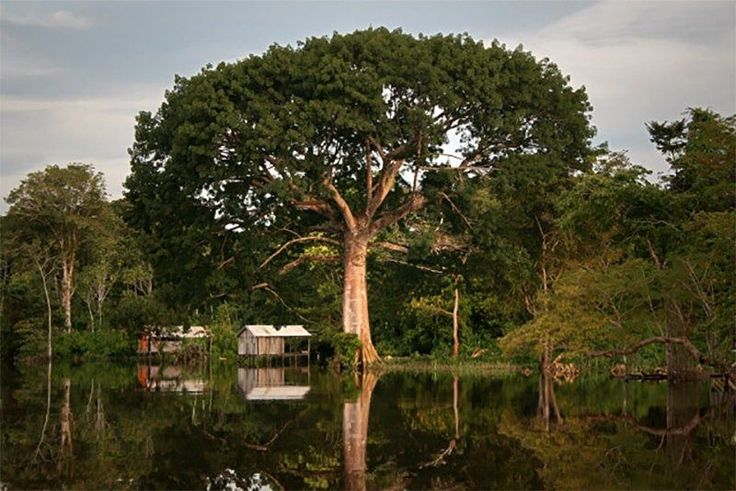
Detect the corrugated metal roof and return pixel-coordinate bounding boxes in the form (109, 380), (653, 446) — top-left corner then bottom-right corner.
(145, 325), (209, 338)
(241, 325), (278, 337)
(238, 325), (311, 337)
(245, 386), (310, 400)
(277, 325), (311, 337)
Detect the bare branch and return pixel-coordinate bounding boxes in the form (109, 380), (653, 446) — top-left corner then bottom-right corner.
(258, 235), (340, 270)
(293, 198), (337, 222)
(382, 257), (445, 274)
(250, 282), (312, 323)
(365, 140), (373, 206)
(323, 178), (358, 231)
(367, 159), (405, 218)
(439, 192), (472, 229)
(370, 241), (409, 254)
(588, 336), (707, 364)
(278, 254), (339, 275)
(370, 193), (427, 236)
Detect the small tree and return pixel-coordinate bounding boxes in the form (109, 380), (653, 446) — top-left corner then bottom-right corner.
(6, 164), (107, 332)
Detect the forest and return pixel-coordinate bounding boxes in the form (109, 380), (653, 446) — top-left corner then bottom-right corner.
(2, 29), (734, 376)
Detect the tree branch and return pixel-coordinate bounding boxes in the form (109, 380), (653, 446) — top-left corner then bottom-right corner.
(588, 336), (707, 364)
(370, 241), (409, 254)
(367, 159), (404, 218)
(323, 178), (358, 231)
(258, 235), (340, 270)
(278, 254), (340, 275)
(370, 193), (427, 236)
(293, 198), (336, 222)
(382, 257), (445, 274)
(439, 192), (472, 229)
(250, 282), (312, 323)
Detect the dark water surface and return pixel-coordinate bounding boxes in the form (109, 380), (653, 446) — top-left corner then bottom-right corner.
(1, 362), (733, 490)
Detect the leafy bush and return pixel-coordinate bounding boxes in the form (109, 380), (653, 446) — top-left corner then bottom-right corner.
(208, 303), (239, 361)
(13, 318), (49, 362)
(327, 332), (361, 369)
(54, 329), (135, 360)
(107, 295), (174, 335)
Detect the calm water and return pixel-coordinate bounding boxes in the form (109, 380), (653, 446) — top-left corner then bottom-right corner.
(1, 362), (733, 490)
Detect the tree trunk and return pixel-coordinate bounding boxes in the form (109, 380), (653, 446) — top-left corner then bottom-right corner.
(61, 254), (74, 332)
(452, 286), (460, 357)
(342, 233), (379, 366)
(38, 262), (53, 359)
(666, 302), (696, 378)
(86, 299), (95, 332)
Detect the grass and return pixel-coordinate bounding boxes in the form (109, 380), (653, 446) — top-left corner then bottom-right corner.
(371, 355), (523, 375)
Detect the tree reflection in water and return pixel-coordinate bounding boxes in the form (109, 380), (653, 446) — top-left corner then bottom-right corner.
(342, 371), (378, 491)
(499, 372), (735, 489)
(2, 363), (733, 489)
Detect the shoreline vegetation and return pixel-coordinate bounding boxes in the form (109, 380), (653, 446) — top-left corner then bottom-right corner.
(2, 30), (733, 382)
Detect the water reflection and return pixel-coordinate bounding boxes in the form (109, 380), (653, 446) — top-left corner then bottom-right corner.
(137, 364), (207, 393)
(1, 362), (733, 490)
(237, 367), (310, 401)
(343, 372), (378, 491)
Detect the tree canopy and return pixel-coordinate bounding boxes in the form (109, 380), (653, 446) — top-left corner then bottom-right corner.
(125, 28), (594, 364)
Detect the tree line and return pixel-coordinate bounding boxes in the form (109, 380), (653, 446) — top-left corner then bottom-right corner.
(2, 29), (733, 372)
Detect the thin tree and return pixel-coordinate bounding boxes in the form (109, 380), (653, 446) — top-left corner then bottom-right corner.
(6, 164), (107, 332)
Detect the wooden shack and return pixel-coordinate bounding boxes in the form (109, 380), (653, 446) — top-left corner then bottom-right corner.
(237, 325), (311, 357)
(138, 325), (209, 355)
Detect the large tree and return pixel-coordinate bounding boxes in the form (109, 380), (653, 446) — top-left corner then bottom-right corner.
(6, 164), (108, 332)
(126, 28), (593, 364)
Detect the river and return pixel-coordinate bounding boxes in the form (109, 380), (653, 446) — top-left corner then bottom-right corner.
(1, 362), (733, 489)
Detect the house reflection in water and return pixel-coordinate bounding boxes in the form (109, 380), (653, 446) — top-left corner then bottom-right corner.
(137, 364), (207, 393)
(237, 367), (310, 401)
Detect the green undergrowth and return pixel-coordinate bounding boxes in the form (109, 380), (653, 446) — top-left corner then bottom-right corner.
(374, 355), (521, 375)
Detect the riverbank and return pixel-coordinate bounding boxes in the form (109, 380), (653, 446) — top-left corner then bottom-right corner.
(372, 356), (523, 376)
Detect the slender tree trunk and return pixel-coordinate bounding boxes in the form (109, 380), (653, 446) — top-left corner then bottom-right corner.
(452, 286), (460, 357)
(35, 258), (54, 359)
(342, 233), (379, 366)
(86, 299), (95, 332)
(61, 254), (74, 333)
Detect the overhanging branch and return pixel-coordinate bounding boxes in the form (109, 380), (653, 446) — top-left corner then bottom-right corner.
(588, 336), (707, 364)
(258, 235), (340, 270)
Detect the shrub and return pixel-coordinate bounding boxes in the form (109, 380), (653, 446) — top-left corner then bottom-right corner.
(209, 304), (239, 361)
(54, 329), (135, 360)
(328, 332), (362, 369)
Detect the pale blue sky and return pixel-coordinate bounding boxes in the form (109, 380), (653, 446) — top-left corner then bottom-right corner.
(1, 1), (734, 210)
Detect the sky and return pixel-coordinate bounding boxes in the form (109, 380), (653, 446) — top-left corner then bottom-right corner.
(1, 1), (734, 211)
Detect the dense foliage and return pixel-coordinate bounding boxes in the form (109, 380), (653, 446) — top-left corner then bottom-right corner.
(123, 28), (594, 364)
(1, 30), (733, 373)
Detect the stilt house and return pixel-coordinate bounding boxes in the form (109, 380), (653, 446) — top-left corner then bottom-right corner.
(237, 325), (311, 357)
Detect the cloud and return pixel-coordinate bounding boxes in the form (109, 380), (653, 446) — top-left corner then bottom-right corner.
(1, 90), (165, 211)
(493, 1), (736, 174)
(0, 8), (93, 29)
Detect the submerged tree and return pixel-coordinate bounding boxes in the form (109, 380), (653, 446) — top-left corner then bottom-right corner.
(126, 28), (593, 364)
